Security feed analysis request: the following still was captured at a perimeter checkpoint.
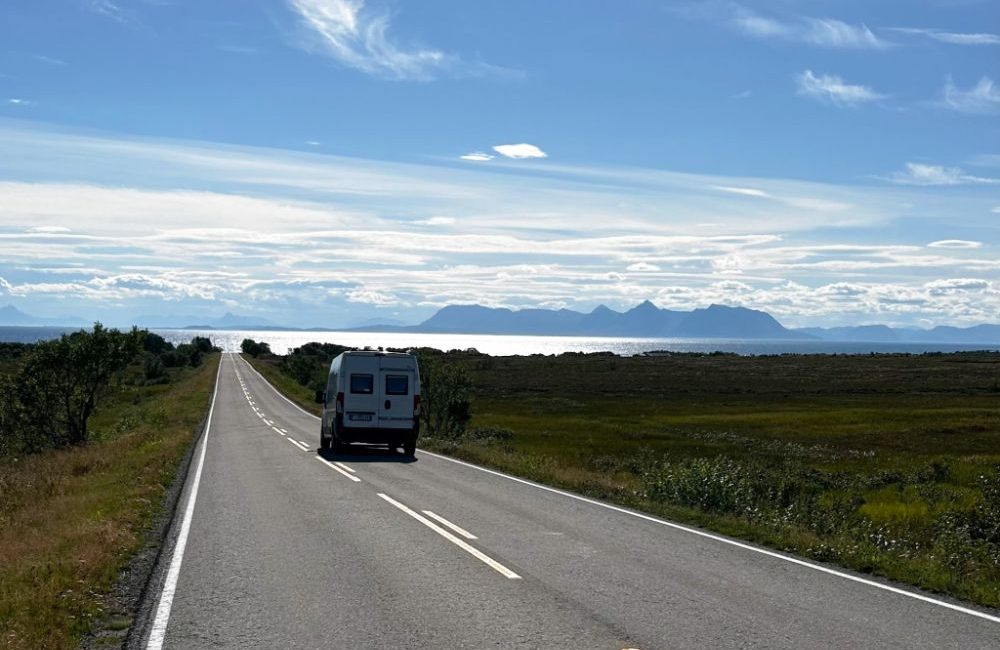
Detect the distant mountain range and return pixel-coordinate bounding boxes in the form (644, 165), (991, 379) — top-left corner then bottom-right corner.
(354, 301), (1000, 344)
(0, 304), (88, 327)
(3, 302), (1000, 344)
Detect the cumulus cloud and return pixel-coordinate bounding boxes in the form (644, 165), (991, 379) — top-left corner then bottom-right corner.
(796, 70), (886, 106)
(927, 240), (982, 249)
(492, 143), (547, 159)
(888, 163), (999, 186)
(941, 76), (1000, 114)
(732, 6), (889, 49)
(460, 152), (494, 162)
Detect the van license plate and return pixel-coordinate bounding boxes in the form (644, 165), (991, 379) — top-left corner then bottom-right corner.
(348, 413), (372, 422)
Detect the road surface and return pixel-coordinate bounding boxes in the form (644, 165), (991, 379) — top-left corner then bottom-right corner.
(134, 353), (1000, 649)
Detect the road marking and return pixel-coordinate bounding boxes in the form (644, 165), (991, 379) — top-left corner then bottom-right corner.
(271, 426), (285, 436)
(236, 353), (318, 418)
(298, 439), (310, 447)
(279, 428), (288, 434)
(287, 438), (309, 452)
(316, 456), (361, 482)
(333, 461), (356, 473)
(247, 351), (1000, 623)
(422, 510), (478, 540)
(263, 418), (273, 426)
(420, 450), (1000, 625)
(378, 493), (520, 579)
(146, 353), (223, 650)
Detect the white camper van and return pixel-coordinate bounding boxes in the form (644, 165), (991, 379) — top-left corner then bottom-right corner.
(318, 351), (421, 456)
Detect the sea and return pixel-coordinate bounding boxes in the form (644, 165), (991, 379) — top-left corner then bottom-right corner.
(2, 325), (996, 357)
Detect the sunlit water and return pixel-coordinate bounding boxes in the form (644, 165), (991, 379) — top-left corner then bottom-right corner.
(1, 326), (995, 357)
(149, 329), (998, 357)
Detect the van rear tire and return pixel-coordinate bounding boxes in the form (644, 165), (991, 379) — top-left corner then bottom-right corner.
(320, 428), (331, 451)
(403, 438), (416, 457)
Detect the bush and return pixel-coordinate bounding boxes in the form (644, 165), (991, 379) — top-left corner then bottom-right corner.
(241, 338), (271, 357)
(12, 324), (142, 451)
(416, 351), (472, 440)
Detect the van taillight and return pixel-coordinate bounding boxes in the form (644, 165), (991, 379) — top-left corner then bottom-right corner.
(336, 392), (344, 413)
(413, 394), (421, 415)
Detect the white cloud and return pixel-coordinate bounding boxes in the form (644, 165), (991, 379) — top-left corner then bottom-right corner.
(26, 226), (72, 234)
(305, 140), (322, 146)
(925, 278), (990, 294)
(460, 152), (494, 162)
(942, 77), (1000, 114)
(414, 216), (455, 226)
(712, 185), (770, 198)
(33, 54), (67, 66)
(993, 206), (1000, 214)
(888, 163), (999, 186)
(626, 262), (660, 272)
(347, 288), (396, 305)
(492, 143), (547, 160)
(927, 240), (982, 249)
(887, 27), (1000, 46)
(796, 70), (886, 106)
(87, 1), (126, 23)
(7, 98), (31, 106)
(284, 0), (513, 81)
(733, 6), (889, 49)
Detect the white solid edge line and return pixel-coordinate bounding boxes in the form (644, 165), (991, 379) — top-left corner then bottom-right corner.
(271, 426), (285, 436)
(333, 461), (357, 474)
(146, 353), (224, 649)
(240, 348), (1000, 623)
(422, 510), (478, 540)
(378, 493), (520, 579)
(236, 353), (319, 419)
(418, 449), (1000, 624)
(316, 456), (362, 482)
(287, 438), (309, 452)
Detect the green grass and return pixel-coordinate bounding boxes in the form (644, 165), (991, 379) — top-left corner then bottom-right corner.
(248, 348), (1000, 608)
(0, 355), (219, 650)
(242, 354), (321, 416)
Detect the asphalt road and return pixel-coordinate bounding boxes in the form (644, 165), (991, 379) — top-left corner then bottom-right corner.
(134, 353), (1000, 649)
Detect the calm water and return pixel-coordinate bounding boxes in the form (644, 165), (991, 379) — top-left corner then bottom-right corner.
(150, 329), (998, 357)
(1, 326), (995, 357)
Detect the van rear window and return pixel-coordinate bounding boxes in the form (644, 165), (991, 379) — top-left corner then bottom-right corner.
(385, 375), (409, 395)
(350, 374), (373, 394)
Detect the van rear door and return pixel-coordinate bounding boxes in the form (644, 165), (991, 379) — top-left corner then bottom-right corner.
(344, 357), (378, 429)
(378, 359), (415, 429)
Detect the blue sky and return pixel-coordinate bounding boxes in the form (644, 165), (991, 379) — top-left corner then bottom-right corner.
(0, 0), (998, 328)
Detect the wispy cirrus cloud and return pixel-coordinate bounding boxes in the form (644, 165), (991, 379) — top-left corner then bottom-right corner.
(460, 152), (494, 162)
(941, 76), (1000, 115)
(285, 0), (513, 81)
(886, 27), (1000, 46)
(87, 0), (127, 23)
(796, 70), (886, 106)
(888, 163), (1000, 186)
(732, 5), (890, 49)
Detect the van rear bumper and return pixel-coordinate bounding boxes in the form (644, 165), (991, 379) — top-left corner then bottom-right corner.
(337, 425), (418, 444)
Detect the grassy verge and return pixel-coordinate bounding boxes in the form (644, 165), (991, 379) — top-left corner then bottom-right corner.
(0, 355), (219, 649)
(242, 354), (321, 416)
(253, 348), (1000, 609)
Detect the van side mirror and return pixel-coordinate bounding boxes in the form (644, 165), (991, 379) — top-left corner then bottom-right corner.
(315, 390), (325, 404)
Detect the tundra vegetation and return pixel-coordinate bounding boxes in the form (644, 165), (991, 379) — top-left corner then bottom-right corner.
(0, 326), (219, 650)
(246, 343), (1000, 609)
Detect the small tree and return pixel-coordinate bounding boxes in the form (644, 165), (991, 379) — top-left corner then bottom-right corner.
(241, 338), (271, 357)
(16, 324), (142, 448)
(416, 351), (472, 439)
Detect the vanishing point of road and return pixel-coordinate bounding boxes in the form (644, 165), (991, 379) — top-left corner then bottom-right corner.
(130, 353), (1000, 649)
